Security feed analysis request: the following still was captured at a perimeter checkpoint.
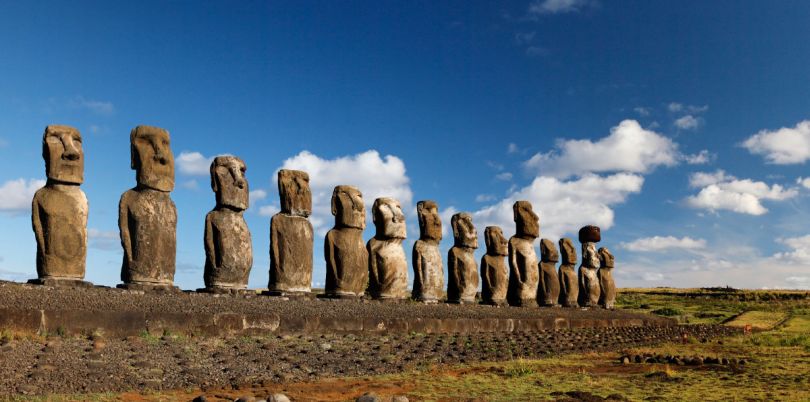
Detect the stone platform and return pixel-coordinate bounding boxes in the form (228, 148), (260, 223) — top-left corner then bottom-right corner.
(0, 280), (672, 337)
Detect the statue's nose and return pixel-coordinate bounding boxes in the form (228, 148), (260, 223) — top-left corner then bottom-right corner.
(63, 149), (80, 161)
(154, 153), (168, 165)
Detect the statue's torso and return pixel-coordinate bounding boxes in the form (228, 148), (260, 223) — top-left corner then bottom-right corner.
(205, 209), (252, 288)
(33, 186), (88, 279)
(120, 188), (176, 284)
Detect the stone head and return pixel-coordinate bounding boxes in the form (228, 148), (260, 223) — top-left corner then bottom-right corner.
(331, 185), (365, 229)
(578, 225), (601, 243)
(540, 238), (559, 263)
(451, 212), (478, 249)
(372, 197), (406, 240)
(582, 242), (600, 268)
(43, 125), (83, 184)
(277, 169), (311, 217)
(416, 200), (441, 242)
(598, 247), (614, 268)
(559, 238), (577, 265)
(130, 125), (174, 192)
(485, 226), (508, 256)
(210, 156), (248, 211)
(513, 201), (539, 239)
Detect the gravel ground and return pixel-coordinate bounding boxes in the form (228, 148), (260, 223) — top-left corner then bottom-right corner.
(0, 324), (739, 396)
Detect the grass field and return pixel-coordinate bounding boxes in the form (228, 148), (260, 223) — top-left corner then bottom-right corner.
(12, 288), (810, 401)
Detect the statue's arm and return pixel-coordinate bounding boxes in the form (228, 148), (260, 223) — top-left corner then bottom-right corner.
(324, 231), (338, 281)
(118, 193), (133, 266)
(204, 213), (217, 269)
(411, 243), (423, 289)
(508, 242), (522, 284)
(31, 192), (45, 251)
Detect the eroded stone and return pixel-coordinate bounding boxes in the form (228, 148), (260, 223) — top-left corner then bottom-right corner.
(269, 170), (314, 294)
(447, 212), (478, 304)
(32, 125), (88, 282)
(203, 156), (252, 290)
(578, 225), (601, 243)
(367, 197), (407, 300)
(538, 238), (560, 307)
(598, 247), (616, 309)
(558, 238), (579, 307)
(324, 185), (368, 297)
(119, 126), (177, 287)
(507, 201), (540, 307)
(480, 226), (508, 306)
(412, 200), (443, 303)
(578, 241), (601, 307)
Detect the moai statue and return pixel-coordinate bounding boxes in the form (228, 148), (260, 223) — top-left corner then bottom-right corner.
(367, 197), (408, 300)
(538, 239), (561, 307)
(507, 201), (540, 307)
(324, 185), (368, 298)
(558, 238), (579, 307)
(598, 247), (616, 309)
(119, 125), (177, 290)
(447, 212), (479, 304)
(30, 125), (90, 286)
(411, 200), (443, 303)
(202, 156), (252, 292)
(268, 169), (314, 295)
(480, 226), (508, 306)
(578, 225), (601, 307)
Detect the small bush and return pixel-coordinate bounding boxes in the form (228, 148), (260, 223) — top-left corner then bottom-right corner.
(652, 308), (682, 317)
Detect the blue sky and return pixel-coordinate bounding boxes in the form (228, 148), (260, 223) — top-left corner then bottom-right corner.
(2, 0), (810, 290)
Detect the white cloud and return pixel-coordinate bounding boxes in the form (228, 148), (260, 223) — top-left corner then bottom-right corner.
(180, 179), (199, 190)
(674, 115), (700, 130)
(785, 276), (810, 290)
(641, 272), (664, 281)
(773, 235), (810, 265)
(686, 171), (798, 215)
(523, 120), (679, 178)
(68, 96), (115, 115)
(528, 0), (593, 15)
(0, 178), (45, 214)
(633, 107), (650, 117)
(667, 102), (683, 113)
(88, 228), (117, 239)
(621, 236), (707, 252)
(668, 103), (708, 114)
(742, 120), (810, 164)
(796, 177), (810, 189)
(88, 228), (119, 251)
(278, 150), (413, 235)
(258, 205), (280, 217)
(475, 194), (496, 203)
(176, 151), (214, 176)
(683, 150), (713, 165)
(507, 143), (520, 154)
(495, 172), (513, 181)
(472, 173), (643, 240)
(250, 189), (267, 202)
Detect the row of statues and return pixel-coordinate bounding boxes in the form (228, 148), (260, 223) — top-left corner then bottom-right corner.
(30, 125), (616, 308)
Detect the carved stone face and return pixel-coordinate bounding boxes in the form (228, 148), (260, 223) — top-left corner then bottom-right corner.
(485, 226), (507, 256)
(540, 238), (559, 263)
(211, 156), (248, 211)
(598, 247), (614, 268)
(451, 212), (478, 249)
(130, 126), (174, 192)
(278, 169), (311, 217)
(43, 125), (83, 184)
(513, 201), (539, 239)
(582, 242), (600, 268)
(559, 238), (577, 264)
(332, 185), (365, 229)
(372, 197), (406, 239)
(417, 200), (442, 242)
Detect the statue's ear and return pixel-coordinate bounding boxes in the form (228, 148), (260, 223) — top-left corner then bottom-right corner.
(130, 144), (137, 170)
(331, 190), (338, 216)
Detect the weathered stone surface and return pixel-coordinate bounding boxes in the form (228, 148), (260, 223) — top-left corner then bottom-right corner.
(578, 241), (601, 307)
(204, 156), (252, 290)
(32, 125), (88, 282)
(578, 225), (601, 243)
(324, 185), (368, 297)
(481, 226), (508, 305)
(538, 238), (560, 307)
(598, 247), (616, 309)
(412, 200), (443, 303)
(120, 126), (176, 286)
(558, 238), (579, 307)
(447, 212), (478, 304)
(507, 201), (540, 307)
(367, 197), (407, 300)
(269, 169), (314, 294)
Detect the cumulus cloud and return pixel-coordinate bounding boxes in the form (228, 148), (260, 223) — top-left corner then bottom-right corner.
(507, 143), (521, 154)
(633, 107), (650, 117)
(621, 236), (707, 252)
(472, 173), (643, 240)
(796, 177), (810, 189)
(495, 172), (513, 181)
(250, 189), (267, 202)
(258, 205), (280, 217)
(0, 178), (45, 214)
(475, 194), (496, 203)
(742, 120), (810, 164)
(528, 0), (593, 15)
(668, 103), (707, 114)
(683, 150), (713, 165)
(523, 120), (679, 178)
(773, 235), (810, 265)
(686, 170), (798, 215)
(668, 102), (683, 113)
(68, 96), (115, 115)
(176, 151), (215, 176)
(674, 115), (700, 130)
(277, 150), (412, 235)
